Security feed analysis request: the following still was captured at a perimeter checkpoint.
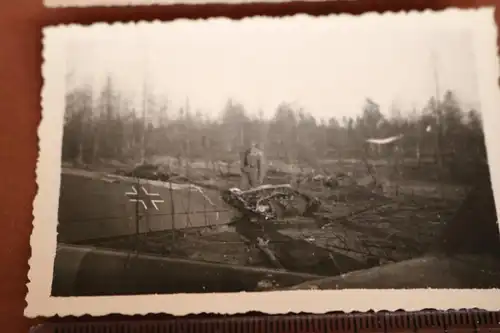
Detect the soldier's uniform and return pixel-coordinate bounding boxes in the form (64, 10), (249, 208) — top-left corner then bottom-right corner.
(240, 144), (266, 189)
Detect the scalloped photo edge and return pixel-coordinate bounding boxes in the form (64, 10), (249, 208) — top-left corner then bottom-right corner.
(26, 8), (500, 318)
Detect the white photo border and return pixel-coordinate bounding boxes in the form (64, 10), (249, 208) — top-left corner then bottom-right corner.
(26, 8), (500, 318)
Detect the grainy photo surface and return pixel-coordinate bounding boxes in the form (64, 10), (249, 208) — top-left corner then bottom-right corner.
(26, 9), (500, 317)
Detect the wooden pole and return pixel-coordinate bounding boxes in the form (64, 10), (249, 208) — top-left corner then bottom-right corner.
(140, 79), (147, 165)
(431, 50), (444, 171)
(432, 51), (447, 198)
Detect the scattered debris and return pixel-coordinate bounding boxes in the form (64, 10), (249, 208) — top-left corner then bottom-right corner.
(221, 184), (321, 221)
(67, 151), (471, 292)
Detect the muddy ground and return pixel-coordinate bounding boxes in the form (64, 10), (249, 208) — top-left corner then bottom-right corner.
(84, 174), (461, 280)
(65, 155), (467, 291)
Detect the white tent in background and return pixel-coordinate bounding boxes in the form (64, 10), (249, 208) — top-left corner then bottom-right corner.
(364, 134), (404, 184)
(365, 134), (404, 145)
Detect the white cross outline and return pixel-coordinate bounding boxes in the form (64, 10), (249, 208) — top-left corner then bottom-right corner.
(125, 186), (165, 210)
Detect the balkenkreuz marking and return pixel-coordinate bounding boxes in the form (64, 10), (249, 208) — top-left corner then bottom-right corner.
(125, 186), (164, 210)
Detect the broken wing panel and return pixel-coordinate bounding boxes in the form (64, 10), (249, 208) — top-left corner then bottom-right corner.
(57, 169), (233, 243)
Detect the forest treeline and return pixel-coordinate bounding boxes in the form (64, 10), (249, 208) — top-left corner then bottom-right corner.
(62, 76), (487, 184)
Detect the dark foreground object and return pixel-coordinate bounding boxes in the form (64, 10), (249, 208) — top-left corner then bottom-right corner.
(289, 254), (500, 289)
(438, 166), (500, 256)
(51, 244), (322, 296)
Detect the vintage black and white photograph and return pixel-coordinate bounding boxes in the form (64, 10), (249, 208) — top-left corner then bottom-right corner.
(26, 8), (500, 317)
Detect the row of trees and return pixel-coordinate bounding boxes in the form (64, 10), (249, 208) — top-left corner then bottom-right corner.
(62, 76), (487, 183)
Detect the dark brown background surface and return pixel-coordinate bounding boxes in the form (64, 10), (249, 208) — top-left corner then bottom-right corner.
(0, 0), (497, 331)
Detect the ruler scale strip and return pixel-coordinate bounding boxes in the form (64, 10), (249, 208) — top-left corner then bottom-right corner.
(32, 310), (500, 333)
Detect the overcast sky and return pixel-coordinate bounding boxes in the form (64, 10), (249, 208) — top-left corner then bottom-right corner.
(64, 15), (480, 121)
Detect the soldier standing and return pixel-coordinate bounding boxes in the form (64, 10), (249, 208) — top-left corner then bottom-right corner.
(240, 142), (266, 189)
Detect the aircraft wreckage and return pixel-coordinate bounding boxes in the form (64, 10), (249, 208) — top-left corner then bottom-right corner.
(52, 161), (500, 296)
